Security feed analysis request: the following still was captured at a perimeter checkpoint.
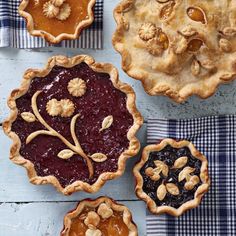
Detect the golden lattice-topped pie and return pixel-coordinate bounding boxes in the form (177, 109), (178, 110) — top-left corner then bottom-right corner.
(113, 0), (236, 102)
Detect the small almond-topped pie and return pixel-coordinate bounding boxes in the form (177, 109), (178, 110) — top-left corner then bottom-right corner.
(3, 55), (143, 195)
(61, 197), (138, 236)
(18, 0), (96, 43)
(133, 139), (210, 216)
(113, 0), (236, 102)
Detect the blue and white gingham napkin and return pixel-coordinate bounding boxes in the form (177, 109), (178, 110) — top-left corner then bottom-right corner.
(0, 0), (103, 48)
(146, 115), (236, 236)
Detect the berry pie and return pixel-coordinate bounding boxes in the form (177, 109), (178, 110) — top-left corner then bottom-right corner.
(3, 55), (143, 195)
(133, 139), (210, 216)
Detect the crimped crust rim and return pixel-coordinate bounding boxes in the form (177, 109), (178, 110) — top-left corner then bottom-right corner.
(3, 55), (143, 195)
(133, 138), (210, 217)
(61, 197), (138, 236)
(112, 0), (236, 103)
(18, 0), (96, 44)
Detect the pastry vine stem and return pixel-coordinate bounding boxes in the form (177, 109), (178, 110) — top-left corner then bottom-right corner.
(26, 91), (94, 178)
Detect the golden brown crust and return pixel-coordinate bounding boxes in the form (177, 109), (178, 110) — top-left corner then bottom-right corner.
(113, 0), (236, 103)
(18, 0), (96, 44)
(60, 197), (138, 236)
(3, 55), (143, 195)
(133, 139), (210, 217)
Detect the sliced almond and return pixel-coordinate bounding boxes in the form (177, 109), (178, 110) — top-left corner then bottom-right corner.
(90, 153), (108, 162)
(178, 167), (195, 182)
(99, 115), (113, 132)
(157, 184), (167, 201)
(166, 183), (180, 196)
(173, 156), (188, 169)
(57, 149), (75, 159)
(21, 112), (36, 123)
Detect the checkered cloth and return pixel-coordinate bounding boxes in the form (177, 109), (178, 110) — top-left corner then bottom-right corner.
(0, 0), (103, 48)
(146, 116), (236, 236)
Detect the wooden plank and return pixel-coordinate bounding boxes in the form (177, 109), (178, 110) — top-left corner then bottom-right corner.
(0, 201), (146, 236)
(0, 124), (146, 202)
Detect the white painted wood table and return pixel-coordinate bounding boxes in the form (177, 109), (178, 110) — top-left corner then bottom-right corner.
(0, 1), (236, 235)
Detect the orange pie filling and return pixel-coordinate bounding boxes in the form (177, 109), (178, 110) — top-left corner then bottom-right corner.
(25, 0), (91, 37)
(69, 207), (129, 236)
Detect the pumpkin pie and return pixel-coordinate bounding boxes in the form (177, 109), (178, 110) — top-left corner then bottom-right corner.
(133, 139), (210, 216)
(3, 55), (143, 195)
(113, 0), (236, 102)
(19, 0), (96, 43)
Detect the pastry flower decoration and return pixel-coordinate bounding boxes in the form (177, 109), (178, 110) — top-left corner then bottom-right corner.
(42, 0), (71, 21)
(80, 203), (114, 236)
(20, 78), (114, 179)
(145, 156), (200, 201)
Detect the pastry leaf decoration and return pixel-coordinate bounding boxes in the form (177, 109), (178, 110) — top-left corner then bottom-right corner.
(145, 153), (202, 201)
(99, 115), (113, 132)
(90, 153), (108, 163)
(173, 156), (188, 169)
(25, 91), (94, 178)
(21, 112), (36, 123)
(58, 149), (75, 159)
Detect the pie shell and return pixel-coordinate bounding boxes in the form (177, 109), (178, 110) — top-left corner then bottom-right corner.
(18, 0), (96, 44)
(61, 197), (138, 236)
(133, 138), (210, 217)
(3, 55), (143, 195)
(112, 0), (236, 103)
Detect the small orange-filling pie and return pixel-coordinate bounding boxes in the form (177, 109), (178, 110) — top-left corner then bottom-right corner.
(19, 0), (96, 43)
(61, 197), (138, 236)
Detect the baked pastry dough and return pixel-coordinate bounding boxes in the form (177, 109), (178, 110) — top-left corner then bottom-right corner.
(19, 0), (95, 43)
(61, 197), (138, 236)
(113, 0), (236, 102)
(3, 55), (143, 195)
(133, 139), (210, 216)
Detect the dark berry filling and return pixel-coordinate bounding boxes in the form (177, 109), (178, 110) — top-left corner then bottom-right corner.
(140, 145), (202, 208)
(11, 62), (134, 187)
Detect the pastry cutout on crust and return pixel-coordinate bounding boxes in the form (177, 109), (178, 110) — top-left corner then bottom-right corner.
(18, 0), (96, 43)
(133, 139), (210, 216)
(60, 197), (138, 236)
(113, 0), (236, 102)
(3, 55), (143, 195)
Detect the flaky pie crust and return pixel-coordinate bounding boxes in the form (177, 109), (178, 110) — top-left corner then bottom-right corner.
(61, 197), (138, 236)
(3, 55), (143, 195)
(113, 0), (236, 102)
(18, 0), (96, 44)
(133, 139), (210, 216)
